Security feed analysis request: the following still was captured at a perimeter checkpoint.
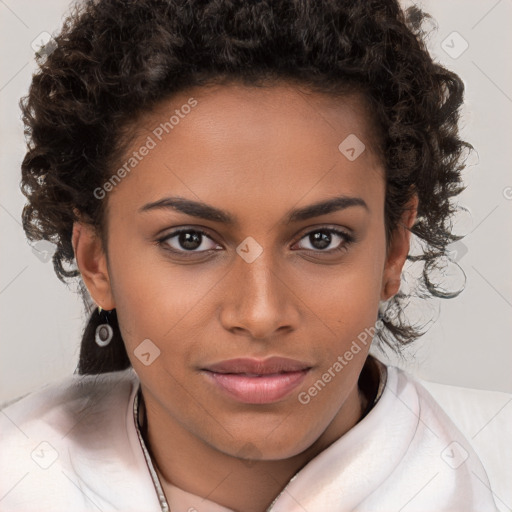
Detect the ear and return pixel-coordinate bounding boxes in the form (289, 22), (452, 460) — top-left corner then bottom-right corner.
(381, 194), (418, 301)
(72, 220), (115, 310)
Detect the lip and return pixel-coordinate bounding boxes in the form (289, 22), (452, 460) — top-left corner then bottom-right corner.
(202, 356), (312, 375)
(201, 357), (312, 404)
(203, 369), (310, 404)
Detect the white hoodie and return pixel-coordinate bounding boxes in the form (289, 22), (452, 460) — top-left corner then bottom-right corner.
(0, 360), (500, 511)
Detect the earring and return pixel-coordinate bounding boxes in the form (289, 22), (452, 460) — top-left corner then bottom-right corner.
(95, 306), (114, 347)
(377, 300), (388, 322)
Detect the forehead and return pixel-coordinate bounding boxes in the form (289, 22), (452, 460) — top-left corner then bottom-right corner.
(106, 82), (385, 225)
(142, 81), (381, 157)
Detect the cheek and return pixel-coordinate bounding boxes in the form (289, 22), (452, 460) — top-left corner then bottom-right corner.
(106, 229), (191, 319)
(319, 245), (386, 322)
(106, 234), (228, 376)
(305, 238), (387, 372)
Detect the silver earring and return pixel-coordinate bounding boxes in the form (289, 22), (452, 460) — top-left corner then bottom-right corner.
(95, 307), (113, 347)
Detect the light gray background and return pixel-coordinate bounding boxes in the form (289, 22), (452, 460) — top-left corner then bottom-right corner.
(1, 0), (511, 405)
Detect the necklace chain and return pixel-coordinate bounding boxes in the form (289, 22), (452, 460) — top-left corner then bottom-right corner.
(133, 388), (170, 512)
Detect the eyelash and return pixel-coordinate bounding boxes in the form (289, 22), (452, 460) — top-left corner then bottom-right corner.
(156, 227), (355, 257)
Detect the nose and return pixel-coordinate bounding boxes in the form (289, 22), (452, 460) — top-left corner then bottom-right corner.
(219, 248), (300, 340)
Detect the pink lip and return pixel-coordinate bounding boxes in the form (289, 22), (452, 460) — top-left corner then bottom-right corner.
(203, 369), (310, 404)
(202, 356), (312, 375)
(201, 357), (312, 404)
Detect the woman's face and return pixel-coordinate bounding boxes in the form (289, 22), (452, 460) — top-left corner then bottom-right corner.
(75, 82), (414, 460)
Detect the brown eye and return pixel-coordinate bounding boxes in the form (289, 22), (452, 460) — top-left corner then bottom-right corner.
(295, 228), (354, 253)
(159, 229), (221, 254)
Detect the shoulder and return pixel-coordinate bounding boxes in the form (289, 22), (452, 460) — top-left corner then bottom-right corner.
(0, 368), (139, 439)
(0, 369), (159, 511)
(418, 377), (512, 512)
(383, 365), (507, 511)
(417, 377), (512, 443)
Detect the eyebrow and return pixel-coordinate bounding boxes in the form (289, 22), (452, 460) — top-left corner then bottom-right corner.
(138, 194), (369, 224)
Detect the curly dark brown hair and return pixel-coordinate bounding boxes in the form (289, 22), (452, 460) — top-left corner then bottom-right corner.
(19, 0), (471, 374)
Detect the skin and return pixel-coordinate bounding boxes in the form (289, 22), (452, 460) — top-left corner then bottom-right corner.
(72, 82), (417, 512)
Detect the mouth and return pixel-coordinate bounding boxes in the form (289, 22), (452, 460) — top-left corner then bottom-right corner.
(202, 356), (312, 375)
(200, 357), (312, 404)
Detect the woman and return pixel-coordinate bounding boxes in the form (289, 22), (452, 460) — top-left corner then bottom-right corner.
(0, 0), (501, 510)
